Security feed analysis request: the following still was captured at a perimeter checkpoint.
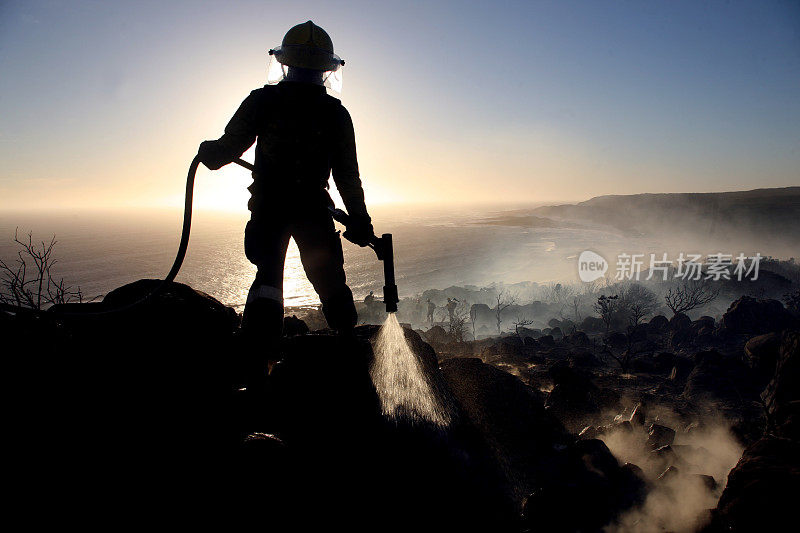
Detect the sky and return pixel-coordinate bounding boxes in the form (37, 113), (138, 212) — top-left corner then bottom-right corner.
(1, 0), (798, 211)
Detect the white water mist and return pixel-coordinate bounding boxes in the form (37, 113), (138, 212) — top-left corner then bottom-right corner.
(371, 314), (452, 427)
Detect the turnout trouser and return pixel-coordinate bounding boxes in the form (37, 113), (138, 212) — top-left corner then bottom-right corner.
(241, 207), (358, 344)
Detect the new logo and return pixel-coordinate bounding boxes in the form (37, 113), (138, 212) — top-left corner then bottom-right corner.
(578, 250), (608, 282)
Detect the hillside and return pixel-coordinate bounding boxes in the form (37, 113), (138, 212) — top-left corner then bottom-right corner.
(487, 187), (800, 253)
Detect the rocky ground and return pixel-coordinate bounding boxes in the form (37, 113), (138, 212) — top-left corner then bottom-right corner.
(3, 280), (798, 531)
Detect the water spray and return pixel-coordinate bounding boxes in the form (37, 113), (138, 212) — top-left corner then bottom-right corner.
(329, 206), (451, 426)
(328, 207), (399, 313)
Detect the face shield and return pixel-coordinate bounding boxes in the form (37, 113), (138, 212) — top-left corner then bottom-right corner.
(266, 54), (287, 85)
(323, 67), (343, 95)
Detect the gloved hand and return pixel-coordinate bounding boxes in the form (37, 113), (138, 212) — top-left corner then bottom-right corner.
(342, 216), (374, 247)
(197, 140), (230, 170)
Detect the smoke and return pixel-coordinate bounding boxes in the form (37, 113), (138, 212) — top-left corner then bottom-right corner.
(602, 413), (743, 533)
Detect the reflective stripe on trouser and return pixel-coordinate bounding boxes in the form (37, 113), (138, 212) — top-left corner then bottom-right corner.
(243, 207), (357, 333)
(247, 284), (283, 304)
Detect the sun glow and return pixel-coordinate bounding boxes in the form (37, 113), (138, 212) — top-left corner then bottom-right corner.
(192, 165), (253, 211)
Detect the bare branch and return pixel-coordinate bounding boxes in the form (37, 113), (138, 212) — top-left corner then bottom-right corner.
(1, 229), (95, 310)
(494, 289), (517, 334)
(664, 280), (720, 315)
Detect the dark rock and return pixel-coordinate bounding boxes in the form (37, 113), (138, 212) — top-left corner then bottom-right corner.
(705, 437), (800, 532)
(546, 363), (619, 428)
(689, 318), (714, 336)
(695, 328), (716, 346)
(239, 432), (289, 473)
(761, 330), (800, 440)
(401, 325), (442, 372)
(669, 355), (695, 385)
(630, 356), (657, 374)
(669, 313), (691, 331)
(605, 331), (627, 349)
(540, 346), (571, 360)
(16, 281), (545, 529)
(522, 335), (538, 347)
(647, 424), (676, 449)
(622, 462), (646, 479)
(693, 474), (718, 492)
(443, 340), (471, 356)
(84, 279), (239, 336)
(569, 349), (602, 368)
(550, 326), (563, 339)
(629, 323), (649, 343)
(565, 330), (590, 346)
(579, 316), (606, 333)
(288, 306), (327, 331)
(484, 337), (531, 361)
(422, 324), (449, 345)
(571, 438), (620, 476)
(549, 362), (594, 389)
(522, 439), (646, 531)
(517, 326), (541, 340)
(282, 315), (309, 336)
(468, 302), (493, 324)
(502, 334), (524, 346)
(497, 340), (524, 358)
(523, 336), (540, 349)
(270, 331), (382, 441)
(234, 433), (297, 522)
(718, 296), (795, 337)
(649, 314), (669, 333)
(745, 332), (782, 388)
(653, 351), (676, 373)
(560, 319), (576, 333)
(683, 350), (755, 405)
(440, 357), (569, 506)
(668, 313), (695, 348)
(539, 334), (555, 347)
(698, 315), (715, 327)
(242, 431), (285, 448)
(548, 318), (562, 329)
(669, 328), (695, 349)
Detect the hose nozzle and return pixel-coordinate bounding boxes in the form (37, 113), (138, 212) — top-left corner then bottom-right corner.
(329, 207), (399, 313)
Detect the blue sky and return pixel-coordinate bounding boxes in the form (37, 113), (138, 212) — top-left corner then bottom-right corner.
(1, 0), (798, 209)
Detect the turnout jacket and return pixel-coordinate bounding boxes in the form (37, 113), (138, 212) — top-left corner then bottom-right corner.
(205, 81), (369, 221)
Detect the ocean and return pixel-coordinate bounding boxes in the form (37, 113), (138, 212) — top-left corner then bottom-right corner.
(0, 203), (759, 311)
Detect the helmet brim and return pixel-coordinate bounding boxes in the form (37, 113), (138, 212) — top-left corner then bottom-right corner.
(269, 45), (344, 72)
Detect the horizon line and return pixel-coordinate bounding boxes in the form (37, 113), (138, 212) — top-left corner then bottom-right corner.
(2, 183), (798, 214)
